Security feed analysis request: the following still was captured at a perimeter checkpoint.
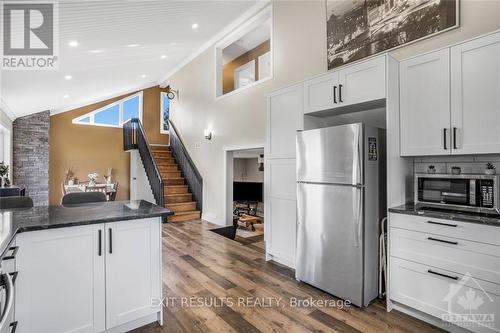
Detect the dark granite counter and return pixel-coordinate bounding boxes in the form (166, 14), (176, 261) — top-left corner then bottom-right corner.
(389, 203), (500, 227)
(0, 200), (173, 258)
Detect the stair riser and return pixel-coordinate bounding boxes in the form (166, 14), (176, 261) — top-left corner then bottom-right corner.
(167, 202), (197, 212)
(164, 179), (185, 186)
(150, 146), (170, 151)
(153, 152), (173, 158)
(161, 171), (181, 179)
(159, 165), (179, 172)
(165, 194), (192, 203)
(168, 212), (201, 223)
(156, 158), (175, 164)
(165, 186), (188, 194)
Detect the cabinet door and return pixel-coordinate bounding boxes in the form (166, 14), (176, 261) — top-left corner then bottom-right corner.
(266, 83), (303, 159)
(265, 159), (296, 268)
(451, 32), (500, 154)
(400, 49), (451, 156)
(105, 218), (161, 329)
(337, 56), (386, 107)
(15, 225), (105, 333)
(303, 71), (339, 114)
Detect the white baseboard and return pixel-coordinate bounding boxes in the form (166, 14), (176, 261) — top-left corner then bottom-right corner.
(391, 302), (469, 333)
(265, 252), (296, 269)
(201, 212), (225, 226)
(104, 312), (160, 333)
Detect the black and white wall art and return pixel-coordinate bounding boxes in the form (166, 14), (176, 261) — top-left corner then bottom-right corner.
(327, 0), (459, 69)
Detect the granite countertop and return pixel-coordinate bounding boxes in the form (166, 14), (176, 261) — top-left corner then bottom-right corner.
(0, 200), (173, 259)
(389, 203), (500, 227)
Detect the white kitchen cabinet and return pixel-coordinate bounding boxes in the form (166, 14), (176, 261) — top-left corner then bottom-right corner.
(388, 212), (500, 332)
(304, 56), (385, 114)
(105, 218), (161, 329)
(400, 49), (451, 156)
(264, 158), (297, 268)
(15, 224), (106, 333)
(451, 32), (500, 155)
(266, 83), (303, 159)
(337, 55), (386, 107)
(15, 219), (162, 333)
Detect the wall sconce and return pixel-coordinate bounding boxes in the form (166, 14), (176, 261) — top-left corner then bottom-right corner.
(164, 85), (178, 100)
(204, 129), (212, 140)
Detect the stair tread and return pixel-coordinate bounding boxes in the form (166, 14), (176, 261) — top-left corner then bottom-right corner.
(165, 193), (191, 197)
(167, 201), (196, 206)
(165, 185), (188, 188)
(170, 210), (200, 215)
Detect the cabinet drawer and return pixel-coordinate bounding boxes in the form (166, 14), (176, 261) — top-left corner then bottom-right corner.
(390, 227), (500, 285)
(389, 213), (500, 246)
(390, 257), (500, 333)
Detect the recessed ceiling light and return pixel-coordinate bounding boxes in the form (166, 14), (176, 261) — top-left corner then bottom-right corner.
(161, 54), (167, 59)
(191, 23), (199, 29)
(141, 74), (147, 79)
(89, 49), (104, 54)
(64, 75), (72, 80)
(68, 40), (79, 47)
(127, 44), (140, 47)
(63, 94), (70, 99)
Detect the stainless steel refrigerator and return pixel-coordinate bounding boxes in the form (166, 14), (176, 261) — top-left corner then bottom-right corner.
(296, 123), (386, 307)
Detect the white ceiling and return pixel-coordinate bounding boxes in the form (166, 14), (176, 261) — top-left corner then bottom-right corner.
(0, 0), (258, 118)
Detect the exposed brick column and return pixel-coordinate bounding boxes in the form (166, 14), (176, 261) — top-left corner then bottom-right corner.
(13, 111), (50, 206)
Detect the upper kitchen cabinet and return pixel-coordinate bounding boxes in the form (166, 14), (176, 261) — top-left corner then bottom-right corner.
(266, 83), (304, 159)
(304, 56), (386, 114)
(451, 32), (500, 155)
(400, 49), (450, 156)
(400, 31), (500, 157)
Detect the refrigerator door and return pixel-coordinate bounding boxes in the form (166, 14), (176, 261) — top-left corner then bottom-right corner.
(296, 182), (364, 306)
(297, 124), (363, 185)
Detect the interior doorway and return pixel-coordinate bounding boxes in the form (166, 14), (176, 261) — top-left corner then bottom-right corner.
(221, 145), (265, 244)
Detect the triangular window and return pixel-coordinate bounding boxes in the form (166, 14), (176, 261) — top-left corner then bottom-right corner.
(72, 92), (143, 128)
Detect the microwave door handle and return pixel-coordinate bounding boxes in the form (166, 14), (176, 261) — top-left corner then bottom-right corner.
(441, 192), (467, 197)
(0, 273), (14, 329)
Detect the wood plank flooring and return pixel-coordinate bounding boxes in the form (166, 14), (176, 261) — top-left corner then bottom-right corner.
(132, 220), (443, 333)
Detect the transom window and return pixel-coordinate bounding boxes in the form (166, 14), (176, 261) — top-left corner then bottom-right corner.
(160, 92), (170, 134)
(72, 92), (143, 128)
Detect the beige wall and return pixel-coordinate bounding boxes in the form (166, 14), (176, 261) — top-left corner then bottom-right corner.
(166, 0), (500, 224)
(49, 86), (168, 205)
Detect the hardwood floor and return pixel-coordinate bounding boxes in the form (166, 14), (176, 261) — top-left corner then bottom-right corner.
(132, 220), (443, 333)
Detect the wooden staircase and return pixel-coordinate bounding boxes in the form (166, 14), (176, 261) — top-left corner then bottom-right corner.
(150, 146), (201, 222)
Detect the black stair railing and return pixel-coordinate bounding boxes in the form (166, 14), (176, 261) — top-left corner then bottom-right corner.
(123, 118), (164, 208)
(168, 119), (203, 211)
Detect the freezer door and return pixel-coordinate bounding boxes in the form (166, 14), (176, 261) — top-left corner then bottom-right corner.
(297, 124), (363, 185)
(296, 182), (364, 306)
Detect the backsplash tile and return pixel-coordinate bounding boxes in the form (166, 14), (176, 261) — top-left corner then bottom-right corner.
(412, 155), (500, 175)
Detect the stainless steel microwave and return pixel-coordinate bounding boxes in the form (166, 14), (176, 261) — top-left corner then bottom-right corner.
(415, 173), (500, 214)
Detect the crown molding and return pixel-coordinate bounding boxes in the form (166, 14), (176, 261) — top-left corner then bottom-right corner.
(158, 0), (271, 86)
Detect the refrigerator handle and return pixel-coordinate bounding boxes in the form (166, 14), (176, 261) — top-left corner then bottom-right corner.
(353, 188), (362, 248)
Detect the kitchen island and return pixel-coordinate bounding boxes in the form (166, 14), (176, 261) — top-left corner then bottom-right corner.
(0, 200), (173, 333)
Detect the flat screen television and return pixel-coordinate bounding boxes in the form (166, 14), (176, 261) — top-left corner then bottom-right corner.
(233, 182), (263, 202)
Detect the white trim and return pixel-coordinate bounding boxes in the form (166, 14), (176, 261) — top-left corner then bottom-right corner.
(158, 0), (271, 86)
(0, 99), (16, 121)
(258, 51), (271, 81)
(51, 83), (157, 116)
(234, 59), (256, 90)
(160, 92), (169, 135)
(214, 4), (273, 99)
(72, 91), (143, 128)
(222, 143), (265, 226)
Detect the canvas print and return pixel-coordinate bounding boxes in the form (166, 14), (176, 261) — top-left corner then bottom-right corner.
(327, 0), (459, 69)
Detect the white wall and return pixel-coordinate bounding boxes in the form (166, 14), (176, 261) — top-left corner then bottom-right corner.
(166, 0), (500, 224)
(233, 158), (264, 182)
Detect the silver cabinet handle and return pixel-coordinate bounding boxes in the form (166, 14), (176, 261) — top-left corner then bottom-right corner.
(0, 273), (14, 329)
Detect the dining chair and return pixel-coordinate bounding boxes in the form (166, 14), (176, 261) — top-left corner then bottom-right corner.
(85, 185), (107, 194)
(110, 182), (119, 201)
(61, 192), (106, 205)
(0, 196), (34, 209)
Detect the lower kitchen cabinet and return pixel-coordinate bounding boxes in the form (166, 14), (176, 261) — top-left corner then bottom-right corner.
(105, 219), (161, 329)
(388, 212), (500, 333)
(265, 159), (297, 268)
(15, 218), (161, 333)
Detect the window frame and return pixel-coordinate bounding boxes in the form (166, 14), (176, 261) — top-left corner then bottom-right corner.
(234, 59), (256, 90)
(72, 91), (143, 128)
(160, 92), (170, 134)
(214, 4), (273, 99)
